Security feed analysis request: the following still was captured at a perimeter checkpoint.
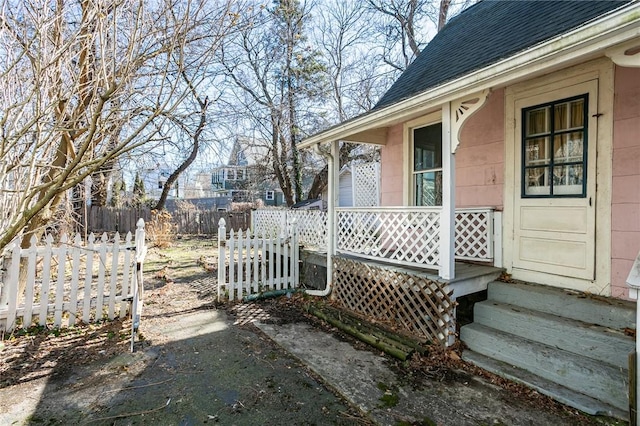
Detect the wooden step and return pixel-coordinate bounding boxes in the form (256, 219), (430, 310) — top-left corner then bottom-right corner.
(460, 323), (629, 412)
(462, 350), (628, 420)
(473, 300), (634, 369)
(487, 281), (636, 330)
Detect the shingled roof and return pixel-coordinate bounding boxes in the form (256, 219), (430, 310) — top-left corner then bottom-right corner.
(374, 0), (632, 110)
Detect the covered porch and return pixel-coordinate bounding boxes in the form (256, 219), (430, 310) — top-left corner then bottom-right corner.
(252, 206), (503, 346)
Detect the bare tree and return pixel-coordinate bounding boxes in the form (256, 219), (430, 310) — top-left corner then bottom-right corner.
(0, 0), (235, 252)
(366, 0), (474, 72)
(153, 72), (210, 211)
(217, 0), (326, 206)
(151, 2), (237, 211)
(306, 1), (383, 199)
(366, 0), (426, 71)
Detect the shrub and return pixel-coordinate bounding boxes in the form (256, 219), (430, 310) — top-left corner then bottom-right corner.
(146, 209), (176, 248)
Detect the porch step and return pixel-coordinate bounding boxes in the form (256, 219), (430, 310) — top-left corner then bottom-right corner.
(460, 323), (629, 413)
(462, 350), (627, 419)
(487, 280), (636, 330)
(473, 300), (634, 369)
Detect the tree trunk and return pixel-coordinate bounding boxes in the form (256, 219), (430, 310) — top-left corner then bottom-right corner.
(438, 0), (452, 31)
(154, 93), (208, 211)
(307, 164), (328, 200)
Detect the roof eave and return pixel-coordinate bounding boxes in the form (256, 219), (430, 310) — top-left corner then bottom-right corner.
(299, 2), (640, 149)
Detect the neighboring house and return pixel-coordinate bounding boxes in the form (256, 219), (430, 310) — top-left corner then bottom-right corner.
(300, 0), (640, 419)
(210, 137), (286, 207)
(140, 162), (182, 200)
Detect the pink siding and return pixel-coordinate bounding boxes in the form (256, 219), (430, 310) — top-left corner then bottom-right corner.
(456, 88), (505, 208)
(611, 66), (640, 299)
(380, 123), (404, 206)
(379, 91), (505, 208)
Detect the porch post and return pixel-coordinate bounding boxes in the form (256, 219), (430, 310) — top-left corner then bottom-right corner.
(328, 139), (339, 263)
(440, 102), (455, 280)
(626, 251), (640, 425)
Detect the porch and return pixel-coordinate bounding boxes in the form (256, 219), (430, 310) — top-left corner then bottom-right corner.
(252, 207), (503, 346)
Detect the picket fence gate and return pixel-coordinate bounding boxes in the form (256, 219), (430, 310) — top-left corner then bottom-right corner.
(217, 218), (299, 302)
(0, 219), (146, 333)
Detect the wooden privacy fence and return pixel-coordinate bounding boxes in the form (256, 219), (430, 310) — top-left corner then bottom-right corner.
(0, 220), (146, 332)
(172, 210), (250, 235)
(217, 219), (299, 302)
(83, 206), (250, 235)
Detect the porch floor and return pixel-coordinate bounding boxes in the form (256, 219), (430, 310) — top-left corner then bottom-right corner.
(335, 253), (504, 299)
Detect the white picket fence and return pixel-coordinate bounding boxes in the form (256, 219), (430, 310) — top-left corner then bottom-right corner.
(0, 219), (146, 332)
(217, 218), (299, 302)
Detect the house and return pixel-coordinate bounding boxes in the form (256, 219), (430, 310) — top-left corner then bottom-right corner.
(297, 0), (640, 419)
(139, 161), (183, 200)
(210, 137), (286, 207)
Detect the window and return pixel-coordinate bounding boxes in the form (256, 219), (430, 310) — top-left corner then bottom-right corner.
(413, 123), (442, 206)
(522, 95), (588, 197)
(265, 190), (275, 201)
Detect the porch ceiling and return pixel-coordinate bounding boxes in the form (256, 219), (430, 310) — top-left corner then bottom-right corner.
(341, 127), (389, 145)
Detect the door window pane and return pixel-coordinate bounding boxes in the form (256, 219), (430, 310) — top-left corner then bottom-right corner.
(525, 137), (550, 166)
(524, 168), (550, 196)
(553, 132), (583, 163)
(552, 165), (583, 195)
(525, 106), (550, 136)
(554, 98), (584, 131)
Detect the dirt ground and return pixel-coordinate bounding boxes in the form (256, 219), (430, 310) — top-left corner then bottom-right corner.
(0, 236), (627, 425)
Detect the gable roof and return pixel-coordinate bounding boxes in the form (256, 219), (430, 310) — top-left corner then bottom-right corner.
(227, 137), (270, 166)
(374, 0), (632, 110)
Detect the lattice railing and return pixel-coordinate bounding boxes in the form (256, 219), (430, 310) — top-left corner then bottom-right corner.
(288, 210), (328, 249)
(332, 257), (454, 346)
(336, 207), (441, 269)
(253, 206), (497, 267)
(352, 162), (380, 207)
(252, 208), (286, 236)
(455, 208), (494, 262)
(252, 209), (327, 250)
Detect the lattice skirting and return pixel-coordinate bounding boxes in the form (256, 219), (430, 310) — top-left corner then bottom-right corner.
(332, 257), (454, 346)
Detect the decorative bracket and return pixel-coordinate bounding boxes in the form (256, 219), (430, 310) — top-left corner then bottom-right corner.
(450, 89), (491, 153)
(606, 42), (640, 68)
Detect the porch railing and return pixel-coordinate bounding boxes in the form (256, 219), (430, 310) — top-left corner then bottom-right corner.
(252, 206), (499, 270)
(454, 208), (497, 263)
(336, 207), (441, 268)
(252, 209), (327, 250)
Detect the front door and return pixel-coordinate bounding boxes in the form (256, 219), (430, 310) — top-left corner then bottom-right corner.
(512, 80), (598, 281)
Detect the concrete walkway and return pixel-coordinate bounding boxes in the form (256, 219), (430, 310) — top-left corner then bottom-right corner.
(256, 321), (612, 426)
